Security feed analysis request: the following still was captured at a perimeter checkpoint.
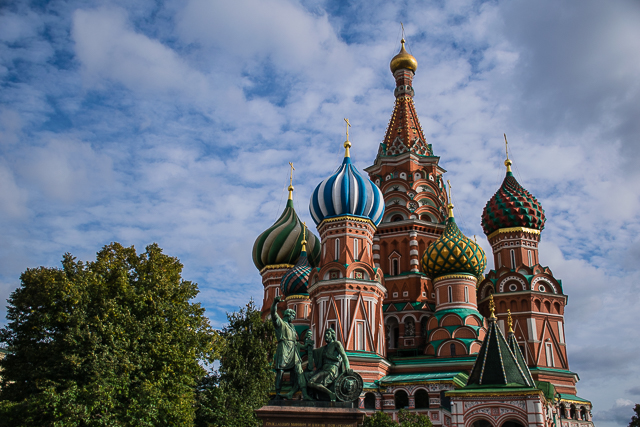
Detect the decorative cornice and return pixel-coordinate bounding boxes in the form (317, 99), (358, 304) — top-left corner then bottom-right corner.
(433, 273), (479, 284)
(285, 294), (310, 301)
(487, 227), (541, 240)
(319, 215), (375, 227)
(259, 264), (294, 275)
(447, 390), (543, 398)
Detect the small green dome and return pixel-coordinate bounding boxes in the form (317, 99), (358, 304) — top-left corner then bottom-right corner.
(481, 170), (546, 236)
(252, 199), (321, 271)
(422, 216), (487, 279)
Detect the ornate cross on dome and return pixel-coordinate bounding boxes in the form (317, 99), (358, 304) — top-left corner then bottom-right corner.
(446, 179), (454, 217)
(288, 162), (295, 200)
(344, 118), (352, 157)
(489, 294), (496, 320)
(504, 133), (512, 172)
(507, 309), (514, 333)
(301, 221), (307, 252)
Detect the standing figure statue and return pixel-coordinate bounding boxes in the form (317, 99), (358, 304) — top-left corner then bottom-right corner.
(271, 295), (311, 400)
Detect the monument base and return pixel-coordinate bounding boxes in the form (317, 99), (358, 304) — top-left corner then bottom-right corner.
(255, 403), (365, 427)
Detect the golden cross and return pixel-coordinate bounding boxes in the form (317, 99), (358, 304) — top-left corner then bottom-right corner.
(344, 118), (351, 141)
(507, 309), (513, 333)
(289, 162), (295, 187)
(401, 22), (405, 40)
(447, 179), (452, 202)
(504, 133), (509, 160)
(302, 221), (306, 240)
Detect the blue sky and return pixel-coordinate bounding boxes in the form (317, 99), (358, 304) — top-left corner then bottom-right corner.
(1, 0), (639, 424)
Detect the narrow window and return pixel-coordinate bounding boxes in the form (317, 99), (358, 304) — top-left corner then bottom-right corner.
(510, 249), (516, 269)
(545, 342), (554, 367)
(392, 259), (399, 276)
(497, 252), (502, 268)
(323, 242), (326, 257)
(436, 290), (440, 305)
(448, 286), (452, 303)
(275, 287), (280, 296)
(450, 343), (456, 356)
(356, 322), (365, 351)
(528, 250), (533, 266)
(464, 286), (469, 303)
(334, 238), (340, 260)
(353, 239), (359, 259)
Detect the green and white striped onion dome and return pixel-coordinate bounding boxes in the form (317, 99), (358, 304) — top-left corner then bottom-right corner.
(252, 199), (321, 271)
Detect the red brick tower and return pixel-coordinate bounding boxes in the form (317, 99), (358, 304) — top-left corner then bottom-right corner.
(308, 126), (390, 382)
(364, 39), (449, 355)
(477, 139), (575, 397)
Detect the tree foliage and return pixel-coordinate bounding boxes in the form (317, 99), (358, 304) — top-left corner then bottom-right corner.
(363, 410), (433, 427)
(630, 404), (640, 427)
(0, 243), (212, 426)
(195, 300), (275, 427)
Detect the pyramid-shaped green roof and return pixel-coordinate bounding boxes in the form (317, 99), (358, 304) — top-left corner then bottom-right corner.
(465, 315), (534, 388)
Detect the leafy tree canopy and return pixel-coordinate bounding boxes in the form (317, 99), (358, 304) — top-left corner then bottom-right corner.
(0, 243), (212, 426)
(630, 404), (640, 427)
(195, 300), (275, 427)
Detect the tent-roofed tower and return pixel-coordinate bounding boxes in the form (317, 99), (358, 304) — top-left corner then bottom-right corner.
(365, 37), (449, 356)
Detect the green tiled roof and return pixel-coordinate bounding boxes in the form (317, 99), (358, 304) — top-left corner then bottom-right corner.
(559, 394), (591, 404)
(535, 381), (556, 401)
(529, 367), (580, 380)
(391, 356), (476, 366)
(508, 331), (534, 386)
(383, 301), (430, 312)
(380, 372), (469, 388)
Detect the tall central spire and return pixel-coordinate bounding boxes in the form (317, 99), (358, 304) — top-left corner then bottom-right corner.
(379, 36), (432, 158)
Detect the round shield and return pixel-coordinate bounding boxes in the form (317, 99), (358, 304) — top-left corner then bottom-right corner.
(334, 370), (364, 402)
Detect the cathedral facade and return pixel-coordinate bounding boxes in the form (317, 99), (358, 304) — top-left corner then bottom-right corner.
(252, 39), (594, 427)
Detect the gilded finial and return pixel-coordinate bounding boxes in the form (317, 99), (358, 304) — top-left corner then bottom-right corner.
(489, 293), (496, 320)
(288, 162), (295, 200)
(390, 24), (418, 74)
(344, 118), (352, 158)
(507, 309), (514, 333)
(446, 179), (454, 218)
(504, 133), (512, 172)
(301, 221), (307, 252)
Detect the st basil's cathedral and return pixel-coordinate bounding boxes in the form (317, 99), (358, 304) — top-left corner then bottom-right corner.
(252, 38), (594, 427)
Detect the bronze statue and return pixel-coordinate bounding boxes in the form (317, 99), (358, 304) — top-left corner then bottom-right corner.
(270, 295), (310, 400)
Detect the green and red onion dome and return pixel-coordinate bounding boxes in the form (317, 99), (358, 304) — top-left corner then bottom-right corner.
(481, 167), (546, 236)
(280, 246), (312, 297)
(252, 198), (321, 271)
(422, 208), (487, 280)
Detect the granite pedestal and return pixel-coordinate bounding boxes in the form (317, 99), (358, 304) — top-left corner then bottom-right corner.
(255, 401), (365, 427)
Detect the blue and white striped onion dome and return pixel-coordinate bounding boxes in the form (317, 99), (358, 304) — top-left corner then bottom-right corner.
(280, 248), (312, 297)
(309, 156), (385, 226)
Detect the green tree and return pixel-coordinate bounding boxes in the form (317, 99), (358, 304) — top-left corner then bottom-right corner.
(363, 409), (433, 427)
(630, 404), (640, 427)
(195, 300), (275, 427)
(0, 243), (212, 426)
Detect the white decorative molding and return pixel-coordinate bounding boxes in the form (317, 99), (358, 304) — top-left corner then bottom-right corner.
(499, 276), (527, 292)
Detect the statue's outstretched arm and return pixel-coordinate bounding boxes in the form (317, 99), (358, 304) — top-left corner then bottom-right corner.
(271, 295), (282, 328)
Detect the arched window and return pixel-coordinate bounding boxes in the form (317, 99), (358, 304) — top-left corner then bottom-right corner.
(464, 286), (469, 303)
(364, 393), (376, 410)
(420, 214), (432, 222)
(415, 172), (421, 180)
(392, 259), (399, 276)
(570, 405), (577, 420)
(448, 286), (452, 303)
(415, 389), (429, 409)
(450, 343), (456, 356)
(392, 214), (403, 222)
(440, 390), (451, 411)
(353, 239), (359, 259)
(510, 249), (516, 269)
(394, 390), (409, 409)
(471, 420), (492, 427)
(334, 238), (340, 260)
(498, 252), (502, 268)
(528, 250), (533, 266)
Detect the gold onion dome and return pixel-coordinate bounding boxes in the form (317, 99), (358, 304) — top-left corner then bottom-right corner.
(390, 38), (418, 74)
(421, 206), (487, 280)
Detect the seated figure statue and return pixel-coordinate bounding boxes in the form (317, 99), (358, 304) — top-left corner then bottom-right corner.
(305, 328), (362, 402)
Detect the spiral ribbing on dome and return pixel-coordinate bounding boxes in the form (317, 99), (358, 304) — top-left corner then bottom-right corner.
(280, 248), (312, 297)
(252, 199), (321, 271)
(422, 216), (487, 279)
(481, 170), (546, 236)
(309, 156), (385, 226)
